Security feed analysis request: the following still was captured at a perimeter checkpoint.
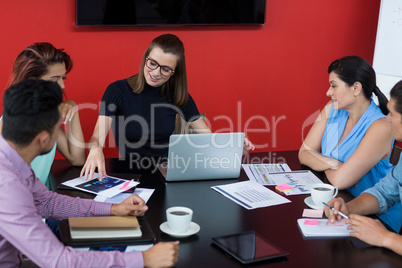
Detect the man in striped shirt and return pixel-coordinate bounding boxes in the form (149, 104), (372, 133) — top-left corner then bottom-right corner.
(0, 79), (179, 267)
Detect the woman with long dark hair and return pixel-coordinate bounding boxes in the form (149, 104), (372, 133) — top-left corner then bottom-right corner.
(299, 55), (401, 232)
(325, 80), (402, 255)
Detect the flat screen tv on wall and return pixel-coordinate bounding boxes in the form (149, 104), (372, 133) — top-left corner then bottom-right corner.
(76, 0), (266, 27)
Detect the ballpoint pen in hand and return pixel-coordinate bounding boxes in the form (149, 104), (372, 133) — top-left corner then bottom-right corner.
(322, 202), (349, 219)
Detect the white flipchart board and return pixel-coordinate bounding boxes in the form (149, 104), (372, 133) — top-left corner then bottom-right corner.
(373, 0), (402, 100)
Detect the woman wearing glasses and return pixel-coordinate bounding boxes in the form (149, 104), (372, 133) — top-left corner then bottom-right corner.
(81, 34), (253, 180)
(0, 42), (86, 188)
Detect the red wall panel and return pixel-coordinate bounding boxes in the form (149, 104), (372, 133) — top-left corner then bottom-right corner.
(0, 0), (381, 159)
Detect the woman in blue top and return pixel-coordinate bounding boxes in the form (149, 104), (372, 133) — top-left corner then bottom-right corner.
(299, 56), (401, 232)
(0, 43), (86, 188)
(325, 80), (402, 255)
(81, 34), (254, 180)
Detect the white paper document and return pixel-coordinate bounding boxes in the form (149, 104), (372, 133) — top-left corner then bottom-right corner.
(62, 173), (139, 198)
(125, 244), (153, 252)
(267, 171), (322, 195)
(70, 226), (142, 240)
(94, 188), (155, 204)
(297, 219), (353, 237)
(211, 181), (291, 210)
(242, 163), (292, 185)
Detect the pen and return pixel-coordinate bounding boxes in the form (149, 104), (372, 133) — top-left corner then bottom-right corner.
(279, 164), (285, 172)
(322, 202), (349, 219)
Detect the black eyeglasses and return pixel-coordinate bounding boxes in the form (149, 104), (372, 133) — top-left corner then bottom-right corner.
(145, 58), (175, 77)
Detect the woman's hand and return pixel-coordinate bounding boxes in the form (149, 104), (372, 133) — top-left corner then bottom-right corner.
(243, 137), (255, 155)
(59, 100), (78, 124)
(80, 146), (107, 181)
(80, 116), (113, 181)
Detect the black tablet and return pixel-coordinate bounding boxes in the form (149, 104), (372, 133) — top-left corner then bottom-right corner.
(211, 231), (289, 264)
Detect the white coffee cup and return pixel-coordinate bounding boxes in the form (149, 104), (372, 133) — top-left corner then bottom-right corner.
(166, 206), (193, 233)
(310, 183), (338, 207)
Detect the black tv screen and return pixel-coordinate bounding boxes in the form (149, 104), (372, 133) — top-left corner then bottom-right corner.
(76, 0), (266, 27)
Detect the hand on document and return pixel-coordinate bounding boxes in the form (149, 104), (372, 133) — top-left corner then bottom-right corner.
(346, 214), (390, 247)
(110, 193), (148, 217)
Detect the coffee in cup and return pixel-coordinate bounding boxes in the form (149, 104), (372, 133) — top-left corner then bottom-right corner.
(310, 183), (338, 207)
(166, 206), (193, 233)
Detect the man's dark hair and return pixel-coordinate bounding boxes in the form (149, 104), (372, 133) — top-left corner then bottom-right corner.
(2, 79), (62, 146)
(390, 80), (402, 116)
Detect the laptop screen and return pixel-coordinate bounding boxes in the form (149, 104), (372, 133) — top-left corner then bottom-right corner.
(164, 133), (244, 181)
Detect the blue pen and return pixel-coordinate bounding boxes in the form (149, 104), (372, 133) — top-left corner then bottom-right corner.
(322, 202), (349, 219)
(280, 164), (285, 172)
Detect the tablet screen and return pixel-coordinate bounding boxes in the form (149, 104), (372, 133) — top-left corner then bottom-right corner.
(211, 231), (288, 264)
(74, 177), (124, 193)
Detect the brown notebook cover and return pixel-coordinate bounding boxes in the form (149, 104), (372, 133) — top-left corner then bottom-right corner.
(69, 216), (140, 228)
(68, 216), (141, 240)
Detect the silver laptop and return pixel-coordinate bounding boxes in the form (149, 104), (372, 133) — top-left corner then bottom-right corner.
(158, 133), (245, 182)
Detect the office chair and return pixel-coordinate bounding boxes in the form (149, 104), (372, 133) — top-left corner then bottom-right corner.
(390, 140), (402, 166)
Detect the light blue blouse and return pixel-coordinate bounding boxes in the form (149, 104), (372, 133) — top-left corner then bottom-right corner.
(30, 143), (57, 188)
(322, 100), (401, 232)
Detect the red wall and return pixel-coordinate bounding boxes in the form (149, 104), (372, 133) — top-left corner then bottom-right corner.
(0, 0), (381, 159)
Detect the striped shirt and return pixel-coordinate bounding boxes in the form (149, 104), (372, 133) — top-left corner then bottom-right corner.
(0, 135), (144, 267)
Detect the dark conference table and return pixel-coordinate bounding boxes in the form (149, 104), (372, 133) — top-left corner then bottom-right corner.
(51, 151), (402, 268)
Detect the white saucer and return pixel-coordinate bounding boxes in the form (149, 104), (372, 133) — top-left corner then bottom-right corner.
(160, 222), (200, 238)
(304, 196), (324, 210)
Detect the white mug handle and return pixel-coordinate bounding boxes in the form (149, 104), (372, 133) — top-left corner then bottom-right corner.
(332, 187), (338, 198)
